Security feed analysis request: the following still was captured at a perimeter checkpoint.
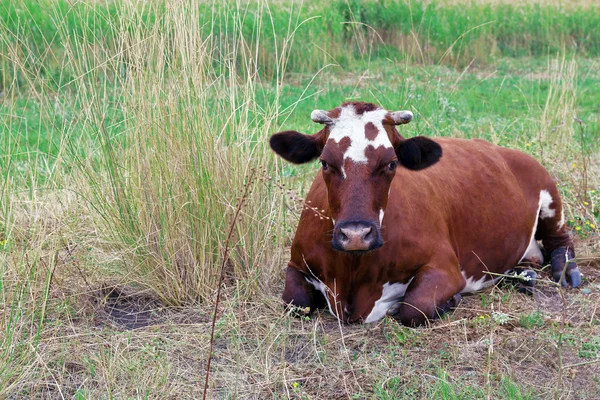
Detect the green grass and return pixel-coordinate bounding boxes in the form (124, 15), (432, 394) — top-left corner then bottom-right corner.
(1, 0), (599, 398)
(3, 0), (600, 88)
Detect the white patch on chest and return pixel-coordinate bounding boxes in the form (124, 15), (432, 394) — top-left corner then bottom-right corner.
(379, 209), (384, 225)
(304, 276), (336, 318)
(327, 106), (392, 173)
(519, 189), (555, 264)
(364, 279), (414, 323)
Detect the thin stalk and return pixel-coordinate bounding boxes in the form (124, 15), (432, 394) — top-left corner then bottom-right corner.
(203, 167), (257, 400)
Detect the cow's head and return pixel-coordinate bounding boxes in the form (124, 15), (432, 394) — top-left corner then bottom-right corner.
(270, 102), (442, 253)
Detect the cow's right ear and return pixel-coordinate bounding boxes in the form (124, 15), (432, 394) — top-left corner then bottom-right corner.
(396, 136), (442, 170)
(269, 131), (324, 164)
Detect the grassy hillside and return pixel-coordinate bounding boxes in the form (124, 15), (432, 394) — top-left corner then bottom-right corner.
(1, 0), (599, 398)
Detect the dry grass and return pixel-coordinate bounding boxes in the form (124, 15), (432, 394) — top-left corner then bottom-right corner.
(5, 248), (599, 398)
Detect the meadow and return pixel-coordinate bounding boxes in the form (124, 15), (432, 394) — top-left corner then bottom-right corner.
(1, 0), (599, 398)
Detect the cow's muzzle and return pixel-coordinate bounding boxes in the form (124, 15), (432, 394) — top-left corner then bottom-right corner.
(332, 221), (382, 253)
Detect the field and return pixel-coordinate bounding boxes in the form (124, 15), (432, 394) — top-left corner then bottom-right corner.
(1, 0), (600, 398)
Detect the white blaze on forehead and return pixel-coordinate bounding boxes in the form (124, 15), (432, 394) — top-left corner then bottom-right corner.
(327, 105), (393, 165)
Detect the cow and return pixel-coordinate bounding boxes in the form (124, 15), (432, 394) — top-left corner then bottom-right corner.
(269, 101), (581, 326)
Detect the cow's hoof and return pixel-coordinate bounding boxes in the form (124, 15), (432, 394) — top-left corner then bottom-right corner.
(512, 268), (537, 296)
(550, 247), (581, 288)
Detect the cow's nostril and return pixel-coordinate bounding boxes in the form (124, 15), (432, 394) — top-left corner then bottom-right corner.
(364, 227), (374, 240)
(338, 230), (349, 242)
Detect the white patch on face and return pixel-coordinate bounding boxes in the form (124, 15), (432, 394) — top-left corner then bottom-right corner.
(519, 189), (554, 264)
(539, 189), (556, 219)
(364, 279), (414, 323)
(460, 271), (499, 293)
(379, 209), (384, 225)
(305, 276), (336, 318)
(327, 105), (392, 171)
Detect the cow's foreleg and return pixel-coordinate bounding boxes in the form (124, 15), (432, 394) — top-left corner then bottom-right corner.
(387, 264), (465, 327)
(282, 264), (326, 316)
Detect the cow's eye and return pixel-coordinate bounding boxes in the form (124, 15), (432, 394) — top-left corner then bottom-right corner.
(321, 160), (329, 170)
(387, 161), (397, 171)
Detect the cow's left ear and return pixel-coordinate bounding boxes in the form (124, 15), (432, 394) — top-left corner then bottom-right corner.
(396, 136), (442, 170)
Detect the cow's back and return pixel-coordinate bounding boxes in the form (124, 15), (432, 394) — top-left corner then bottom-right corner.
(387, 138), (539, 279)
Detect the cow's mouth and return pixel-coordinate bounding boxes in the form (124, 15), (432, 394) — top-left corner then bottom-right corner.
(333, 248), (381, 256)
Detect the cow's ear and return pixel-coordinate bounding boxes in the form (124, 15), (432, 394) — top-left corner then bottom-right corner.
(269, 130), (324, 164)
(396, 136), (442, 170)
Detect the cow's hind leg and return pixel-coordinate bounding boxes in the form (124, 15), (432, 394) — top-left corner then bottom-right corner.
(549, 246), (580, 288)
(282, 265), (326, 317)
(534, 188), (581, 287)
(387, 260), (465, 327)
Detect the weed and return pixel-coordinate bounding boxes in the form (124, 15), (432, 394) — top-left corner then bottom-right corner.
(384, 318), (419, 345)
(499, 375), (532, 400)
(519, 311), (545, 329)
(579, 336), (600, 359)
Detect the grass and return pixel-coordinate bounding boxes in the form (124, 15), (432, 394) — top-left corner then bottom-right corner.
(1, 0), (599, 398)
(3, 0), (600, 85)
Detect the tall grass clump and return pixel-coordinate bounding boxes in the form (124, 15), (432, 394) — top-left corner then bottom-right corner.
(49, 1), (295, 305)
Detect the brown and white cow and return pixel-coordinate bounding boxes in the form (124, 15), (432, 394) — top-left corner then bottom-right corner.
(270, 102), (581, 326)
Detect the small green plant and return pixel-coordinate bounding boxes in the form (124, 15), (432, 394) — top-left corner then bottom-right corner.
(373, 376), (422, 399)
(473, 313), (493, 328)
(430, 369), (485, 399)
(578, 337), (600, 359)
(499, 376), (532, 400)
(480, 294), (490, 308)
(519, 312), (545, 329)
(384, 319), (418, 346)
